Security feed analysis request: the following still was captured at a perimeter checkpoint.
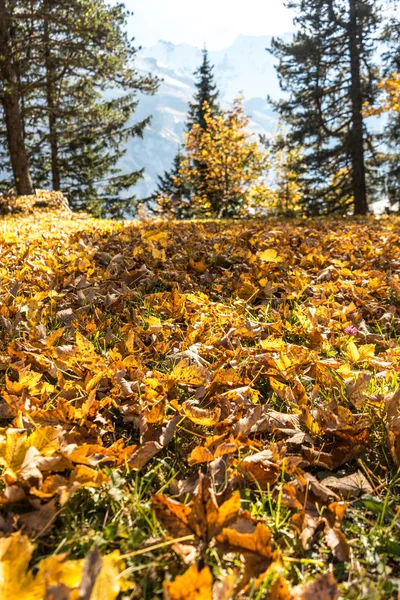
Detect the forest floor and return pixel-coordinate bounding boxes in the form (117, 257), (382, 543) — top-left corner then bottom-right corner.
(0, 191), (399, 599)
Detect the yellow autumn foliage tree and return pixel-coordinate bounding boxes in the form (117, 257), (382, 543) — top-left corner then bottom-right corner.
(158, 99), (269, 218)
(364, 72), (400, 116)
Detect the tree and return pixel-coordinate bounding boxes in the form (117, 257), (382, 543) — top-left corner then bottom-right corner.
(187, 48), (221, 131)
(0, 0), (33, 195)
(158, 99), (269, 219)
(270, 0), (382, 215)
(263, 129), (303, 216)
(153, 152), (192, 219)
(0, 0), (158, 216)
(365, 74), (400, 116)
(366, 14), (400, 212)
(151, 49), (221, 215)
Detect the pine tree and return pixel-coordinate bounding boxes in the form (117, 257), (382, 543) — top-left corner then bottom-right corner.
(153, 152), (192, 218)
(270, 0), (382, 215)
(0, 0), (158, 216)
(187, 48), (220, 131)
(152, 49), (221, 215)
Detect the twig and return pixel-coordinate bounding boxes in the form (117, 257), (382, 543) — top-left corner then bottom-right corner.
(118, 534), (195, 560)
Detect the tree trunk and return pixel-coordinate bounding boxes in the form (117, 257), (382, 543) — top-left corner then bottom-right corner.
(348, 0), (368, 215)
(0, 0), (33, 195)
(44, 2), (60, 190)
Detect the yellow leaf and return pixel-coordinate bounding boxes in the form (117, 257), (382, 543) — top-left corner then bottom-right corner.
(171, 360), (211, 387)
(258, 249), (281, 262)
(164, 564), (213, 600)
(345, 342), (375, 364)
(260, 338), (285, 351)
(90, 551), (126, 600)
(0, 532), (82, 598)
(0, 533), (125, 600)
(143, 230), (168, 246)
(182, 400), (221, 426)
(344, 341), (359, 363)
(189, 257), (208, 274)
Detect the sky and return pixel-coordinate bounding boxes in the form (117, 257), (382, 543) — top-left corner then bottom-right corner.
(128, 0), (296, 50)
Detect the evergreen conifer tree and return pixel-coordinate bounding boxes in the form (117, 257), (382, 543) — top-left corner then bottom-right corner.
(187, 48), (220, 131)
(0, 0), (158, 216)
(152, 49), (221, 216)
(153, 152), (192, 218)
(270, 0), (382, 215)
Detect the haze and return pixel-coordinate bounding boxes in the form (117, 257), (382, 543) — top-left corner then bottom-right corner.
(129, 0), (296, 50)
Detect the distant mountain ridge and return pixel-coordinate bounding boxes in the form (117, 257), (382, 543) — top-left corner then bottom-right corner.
(124, 35), (291, 199)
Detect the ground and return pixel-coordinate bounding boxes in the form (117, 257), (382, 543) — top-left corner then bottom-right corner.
(0, 191), (399, 599)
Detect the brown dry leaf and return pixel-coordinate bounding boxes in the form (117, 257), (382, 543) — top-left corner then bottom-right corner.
(324, 526), (350, 562)
(45, 583), (72, 600)
(153, 478), (240, 544)
(290, 572), (339, 600)
(152, 495), (193, 537)
(191, 484), (241, 542)
(385, 388), (400, 466)
(163, 564), (213, 600)
(126, 415), (180, 470)
(78, 546), (103, 600)
(292, 512), (324, 550)
(19, 498), (58, 537)
(322, 471), (372, 498)
(238, 450), (280, 488)
(212, 571), (238, 600)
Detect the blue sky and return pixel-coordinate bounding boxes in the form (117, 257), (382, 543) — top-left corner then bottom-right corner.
(128, 0), (296, 50)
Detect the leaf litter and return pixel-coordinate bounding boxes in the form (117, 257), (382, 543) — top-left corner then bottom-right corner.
(0, 192), (399, 598)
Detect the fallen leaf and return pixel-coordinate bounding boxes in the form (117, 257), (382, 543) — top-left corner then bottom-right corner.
(164, 564), (213, 600)
(290, 572), (339, 600)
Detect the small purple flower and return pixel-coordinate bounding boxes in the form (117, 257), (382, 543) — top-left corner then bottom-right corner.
(345, 325), (358, 336)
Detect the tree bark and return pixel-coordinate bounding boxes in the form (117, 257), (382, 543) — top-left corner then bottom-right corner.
(43, 6), (61, 190)
(348, 0), (368, 215)
(0, 0), (34, 195)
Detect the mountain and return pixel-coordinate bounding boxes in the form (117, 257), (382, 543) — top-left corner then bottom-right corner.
(124, 35), (290, 199)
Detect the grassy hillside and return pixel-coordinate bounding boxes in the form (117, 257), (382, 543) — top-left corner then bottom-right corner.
(0, 192), (399, 599)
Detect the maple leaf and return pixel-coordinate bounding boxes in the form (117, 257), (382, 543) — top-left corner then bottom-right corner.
(0, 426), (61, 485)
(153, 475), (241, 545)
